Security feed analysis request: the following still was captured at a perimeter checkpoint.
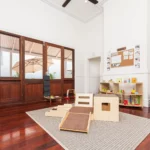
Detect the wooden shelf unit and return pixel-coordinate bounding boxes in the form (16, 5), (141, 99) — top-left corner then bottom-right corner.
(100, 82), (143, 108)
(119, 103), (143, 108)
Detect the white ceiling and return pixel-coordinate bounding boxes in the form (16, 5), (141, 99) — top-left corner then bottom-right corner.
(41, 0), (109, 23)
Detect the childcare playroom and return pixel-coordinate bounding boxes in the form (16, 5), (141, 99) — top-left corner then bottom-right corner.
(0, 0), (150, 150)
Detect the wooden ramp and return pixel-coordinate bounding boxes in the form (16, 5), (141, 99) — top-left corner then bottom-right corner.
(59, 107), (93, 133)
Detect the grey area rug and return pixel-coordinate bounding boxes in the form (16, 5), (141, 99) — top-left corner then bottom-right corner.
(26, 108), (150, 150)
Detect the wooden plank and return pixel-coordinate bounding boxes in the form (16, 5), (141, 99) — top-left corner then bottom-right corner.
(119, 103), (143, 107)
(69, 106), (93, 114)
(86, 112), (91, 133)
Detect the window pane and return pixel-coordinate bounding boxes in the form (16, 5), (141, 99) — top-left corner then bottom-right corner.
(64, 49), (73, 78)
(47, 46), (61, 79)
(0, 34), (20, 77)
(25, 40), (43, 79)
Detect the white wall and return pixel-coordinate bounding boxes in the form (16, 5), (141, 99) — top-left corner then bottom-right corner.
(148, 74), (150, 106)
(88, 57), (100, 94)
(84, 14), (104, 92)
(103, 0), (149, 107)
(0, 0), (86, 92)
(104, 0), (148, 75)
(148, 0), (150, 72)
(147, 0), (150, 106)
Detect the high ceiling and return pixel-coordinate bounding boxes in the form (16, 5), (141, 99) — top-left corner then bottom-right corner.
(42, 0), (109, 22)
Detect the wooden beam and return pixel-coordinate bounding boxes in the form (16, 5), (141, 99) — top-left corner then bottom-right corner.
(12, 38), (16, 52)
(10, 52), (12, 76)
(55, 49), (61, 58)
(29, 42), (34, 53)
(66, 52), (72, 59)
(0, 46), (73, 61)
(9, 38), (17, 77)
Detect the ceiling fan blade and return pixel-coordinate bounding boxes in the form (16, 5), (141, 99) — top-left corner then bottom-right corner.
(62, 0), (71, 7)
(88, 0), (98, 4)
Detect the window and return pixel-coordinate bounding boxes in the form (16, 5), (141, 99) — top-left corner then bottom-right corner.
(25, 40), (43, 79)
(47, 45), (61, 79)
(64, 49), (73, 78)
(0, 34), (20, 77)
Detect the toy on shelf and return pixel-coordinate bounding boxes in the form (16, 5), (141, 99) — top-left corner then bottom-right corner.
(132, 77), (137, 83)
(124, 78), (128, 83)
(132, 95), (140, 105)
(128, 78), (131, 83)
(102, 88), (108, 92)
(123, 100), (128, 105)
(119, 89), (124, 94)
(106, 90), (113, 94)
(131, 88), (136, 94)
(132, 98), (135, 105)
(109, 79), (114, 83)
(137, 96), (141, 105)
(116, 78), (122, 83)
(129, 96), (131, 104)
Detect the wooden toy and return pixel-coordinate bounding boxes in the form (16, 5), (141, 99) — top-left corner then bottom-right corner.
(75, 93), (93, 107)
(45, 104), (73, 117)
(93, 94), (119, 122)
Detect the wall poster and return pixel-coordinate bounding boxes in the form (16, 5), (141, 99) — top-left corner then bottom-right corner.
(107, 51), (111, 71)
(135, 45), (140, 68)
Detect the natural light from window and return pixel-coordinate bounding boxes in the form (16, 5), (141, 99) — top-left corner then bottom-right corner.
(0, 34), (20, 77)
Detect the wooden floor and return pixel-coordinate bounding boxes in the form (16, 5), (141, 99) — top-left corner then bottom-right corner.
(0, 100), (150, 150)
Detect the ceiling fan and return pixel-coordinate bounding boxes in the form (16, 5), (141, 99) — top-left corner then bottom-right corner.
(62, 0), (99, 7)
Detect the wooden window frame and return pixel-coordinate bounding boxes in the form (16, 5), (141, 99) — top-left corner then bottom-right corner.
(0, 30), (75, 102)
(45, 42), (63, 81)
(0, 31), (75, 82)
(64, 47), (75, 81)
(23, 37), (44, 83)
(0, 30), (22, 81)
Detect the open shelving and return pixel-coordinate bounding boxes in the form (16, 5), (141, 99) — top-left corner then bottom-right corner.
(100, 82), (143, 108)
